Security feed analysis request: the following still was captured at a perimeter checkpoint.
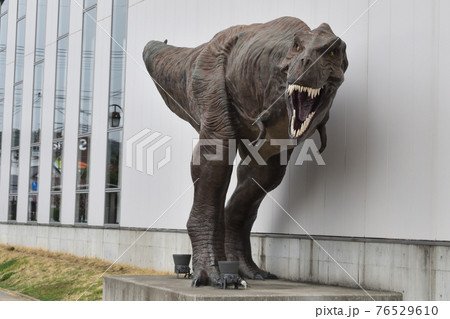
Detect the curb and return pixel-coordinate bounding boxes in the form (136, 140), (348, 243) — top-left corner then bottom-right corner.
(0, 287), (40, 301)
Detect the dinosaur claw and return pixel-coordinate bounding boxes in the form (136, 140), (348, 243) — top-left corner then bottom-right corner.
(253, 273), (265, 280)
(192, 278), (200, 287)
(266, 272), (278, 279)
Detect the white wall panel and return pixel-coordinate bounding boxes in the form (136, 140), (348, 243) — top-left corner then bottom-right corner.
(2, 0), (450, 242)
(120, 0), (450, 241)
(87, 1), (112, 226)
(435, 0), (450, 240)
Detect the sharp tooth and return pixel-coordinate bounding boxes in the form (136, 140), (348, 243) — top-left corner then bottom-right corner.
(288, 85), (293, 95)
(317, 88), (321, 96)
(291, 109), (296, 135)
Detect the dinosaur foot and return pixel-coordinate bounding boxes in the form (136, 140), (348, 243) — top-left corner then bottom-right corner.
(249, 269), (278, 280)
(238, 260), (278, 280)
(191, 265), (221, 287)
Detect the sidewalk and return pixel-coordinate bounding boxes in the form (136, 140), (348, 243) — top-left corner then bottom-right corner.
(0, 289), (31, 301)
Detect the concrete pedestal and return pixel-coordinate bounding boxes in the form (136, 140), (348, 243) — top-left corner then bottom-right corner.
(103, 275), (402, 301)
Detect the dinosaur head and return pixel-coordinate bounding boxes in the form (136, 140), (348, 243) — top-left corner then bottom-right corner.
(284, 23), (348, 139)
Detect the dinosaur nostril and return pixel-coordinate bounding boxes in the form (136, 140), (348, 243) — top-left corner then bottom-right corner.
(301, 57), (312, 68)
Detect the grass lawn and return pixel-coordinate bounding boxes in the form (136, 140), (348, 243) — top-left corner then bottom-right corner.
(0, 244), (167, 301)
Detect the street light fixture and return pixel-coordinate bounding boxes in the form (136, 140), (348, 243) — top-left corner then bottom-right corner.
(110, 104), (123, 128)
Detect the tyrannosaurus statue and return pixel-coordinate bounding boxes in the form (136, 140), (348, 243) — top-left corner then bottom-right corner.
(143, 16), (348, 287)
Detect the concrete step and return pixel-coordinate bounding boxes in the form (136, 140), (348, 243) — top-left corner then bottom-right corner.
(103, 275), (402, 301)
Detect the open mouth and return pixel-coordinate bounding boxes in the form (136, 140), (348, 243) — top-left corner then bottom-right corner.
(287, 84), (323, 138)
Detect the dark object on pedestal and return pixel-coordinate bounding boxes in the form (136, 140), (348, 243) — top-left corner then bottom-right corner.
(173, 254), (192, 279)
(217, 261), (245, 289)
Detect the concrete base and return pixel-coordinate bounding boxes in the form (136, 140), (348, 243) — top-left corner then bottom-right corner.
(103, 276), (403, 301)
(3, 223), (450, 300)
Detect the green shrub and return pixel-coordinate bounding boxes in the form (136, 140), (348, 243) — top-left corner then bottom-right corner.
(0, 259), (18, 272)
(0, 272), (15, 281)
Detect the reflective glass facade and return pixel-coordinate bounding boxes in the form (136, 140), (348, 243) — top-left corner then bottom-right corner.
(75, 0), (97, 224)
(28, 0), (46, 222)
(0, 0), (128, 227)
(0, 0), (7, 170)
(8, 0), (26, 221)
(50, 0), (70, 223)
(105, 0), (127, 224)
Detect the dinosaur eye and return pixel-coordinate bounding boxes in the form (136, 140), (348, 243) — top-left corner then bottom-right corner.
(329, 50), (335, 57)
(296, 45), (301, 52)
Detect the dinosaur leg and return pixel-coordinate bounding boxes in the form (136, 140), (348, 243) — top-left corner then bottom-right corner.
(224, 150), (293, 280)
(187, 139), (236, 287)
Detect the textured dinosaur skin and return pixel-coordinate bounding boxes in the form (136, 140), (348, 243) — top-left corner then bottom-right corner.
(143, 17), (348, 287)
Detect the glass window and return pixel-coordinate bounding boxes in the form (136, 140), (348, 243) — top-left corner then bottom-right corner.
(8, 195), (17, 220)
(76, 136), (90, 190)
(31, 62), (44, 143)
(51, 140), (63, 191)
(1, 0), (9, 14)
(75, 193), (88, 223)
(84, 0), (96, 9)
(105, 191), (120, 224)
(14, 18), (25, 83)
(105, 0), (127, 226)
(57, 0), (70, 37)
(11, 84), (22, 148)
(9, 149), (19, 193)
(105, 131), (122, 188)
(53, 36), (68, 138)
(29, 145), (39, 191)
(0, 50), (6, 99)
(78, 7), (96, 134)
(0, 100), (3, 151)
(17, 0), (26, 18)
(0, 13), (7, 51)
(109, 0), (127, 109)
(28, 194), (37, 221)
(35, 0), (46, 62)
(50, 193), (61, 222)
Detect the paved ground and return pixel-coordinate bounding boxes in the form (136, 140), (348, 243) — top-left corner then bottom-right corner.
(104, 275), (403, 301)
(0, 289), (29, 301)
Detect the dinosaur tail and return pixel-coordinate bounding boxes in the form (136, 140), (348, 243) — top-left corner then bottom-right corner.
(142, 40), (170, 77)
(142, 40), (202, 130)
